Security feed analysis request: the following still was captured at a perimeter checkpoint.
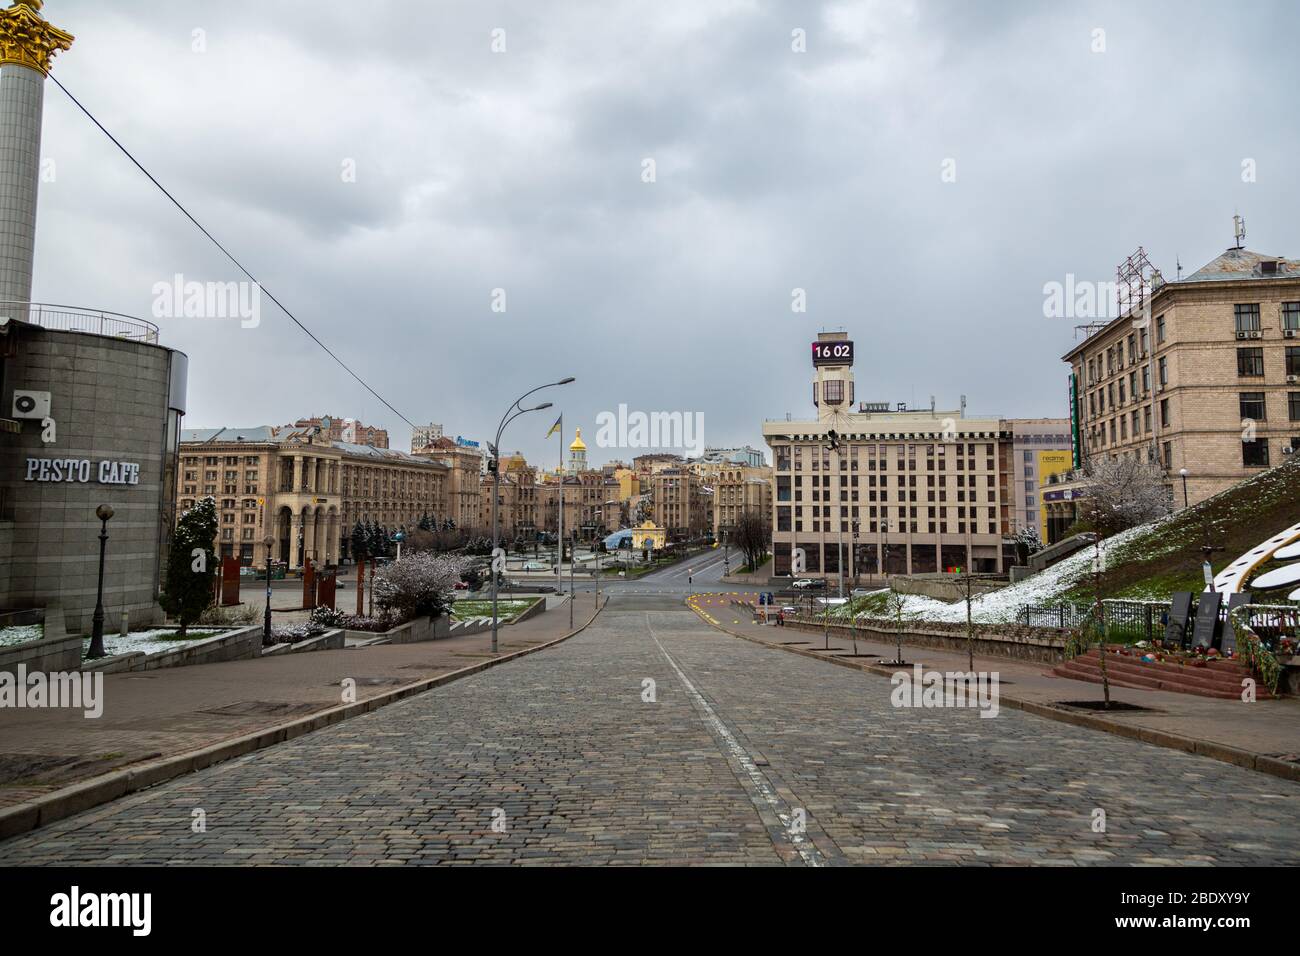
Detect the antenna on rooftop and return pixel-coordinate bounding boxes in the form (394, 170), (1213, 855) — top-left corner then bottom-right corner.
(1176, 255), (1182, 280)
(960, 395), (967, 419)
(1233, 214), (1246, 250)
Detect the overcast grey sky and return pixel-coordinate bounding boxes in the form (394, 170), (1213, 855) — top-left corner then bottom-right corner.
(30, 0), (1300, 467)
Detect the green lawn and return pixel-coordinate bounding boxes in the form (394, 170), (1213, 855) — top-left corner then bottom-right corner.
(451, 598), (540, 622)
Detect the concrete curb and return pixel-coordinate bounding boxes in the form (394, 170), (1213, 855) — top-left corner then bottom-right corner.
(0, 600), (607, 842)
(689, 605), (1300, 785)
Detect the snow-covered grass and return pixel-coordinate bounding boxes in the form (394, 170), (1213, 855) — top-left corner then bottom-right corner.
(0, 623), (43, 648)
(82, 628), (224, 658)
(451, 599), (537, 622)
(816, 526), (1148, 626)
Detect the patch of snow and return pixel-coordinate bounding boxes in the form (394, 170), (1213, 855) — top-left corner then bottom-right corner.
(0, 624), (43, 648)
(85, 628), (226, 658)
(851, 524), (1149, 625)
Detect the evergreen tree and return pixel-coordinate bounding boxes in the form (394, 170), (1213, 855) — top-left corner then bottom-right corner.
(160, 496), (218, 637)
(351, 520), (370, 561)
(369, 522), (388, 558)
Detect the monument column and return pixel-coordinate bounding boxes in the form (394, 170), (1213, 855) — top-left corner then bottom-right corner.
(0, 1), (73, 312)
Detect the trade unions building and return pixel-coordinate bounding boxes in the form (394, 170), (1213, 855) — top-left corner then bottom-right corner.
(763, 332), (1062, 581)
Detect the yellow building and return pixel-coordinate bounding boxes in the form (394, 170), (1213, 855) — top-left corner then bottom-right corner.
(615, 466), (640, 501)
(631, 521), (666, 551)
(1037, 450), (1074, 541)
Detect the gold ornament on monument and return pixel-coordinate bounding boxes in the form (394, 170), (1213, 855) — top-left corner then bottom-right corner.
(0, 0), (73, 75)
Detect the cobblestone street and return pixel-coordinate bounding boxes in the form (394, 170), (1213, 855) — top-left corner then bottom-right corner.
(3, 597), (1298, 866)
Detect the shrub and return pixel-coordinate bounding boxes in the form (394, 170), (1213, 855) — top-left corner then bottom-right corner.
(268, 621), (327, 645)
(309, 605), (349, 628)
(373, 552), (467, 620)
(199, 603), (258, 626)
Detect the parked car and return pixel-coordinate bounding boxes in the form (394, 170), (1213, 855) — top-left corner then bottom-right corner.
(792, 578), (826, 590)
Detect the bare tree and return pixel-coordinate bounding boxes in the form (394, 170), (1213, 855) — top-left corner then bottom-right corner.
(1083, 455), (1171, 535)
(731, 509), (770, 572)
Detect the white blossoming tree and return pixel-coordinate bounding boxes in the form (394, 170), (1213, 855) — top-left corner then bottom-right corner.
(1083, 455), (1172, 535)
(371, 551), (468, 622)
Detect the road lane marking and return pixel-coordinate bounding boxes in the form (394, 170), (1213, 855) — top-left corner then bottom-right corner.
(645, 613), (829, 867)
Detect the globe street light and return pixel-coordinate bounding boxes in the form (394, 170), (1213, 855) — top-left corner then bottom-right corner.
(490, 377), (575, 654)
(87, 504), (115, 659)
(262, 533), (275, 646)
(1179, 467), (1189, 509)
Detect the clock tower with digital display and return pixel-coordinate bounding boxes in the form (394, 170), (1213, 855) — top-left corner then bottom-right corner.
(810, 332), (854, 423)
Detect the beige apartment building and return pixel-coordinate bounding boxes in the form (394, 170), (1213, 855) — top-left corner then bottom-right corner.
(179, 425), (448, 569)
(764, 332), (1018, 581)
(650, 468), (711, 542)
(413, 436), (483, 532)
(709, 464), (773, 542)
(291, 414), (389, 449)
(1063, 245), (1300, 507)
(480, 451), (625, 543)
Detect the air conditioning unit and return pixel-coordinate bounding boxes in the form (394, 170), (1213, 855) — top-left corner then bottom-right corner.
(1288, 375), (1299, 384)
(1236, 331), (1248, 340)
(1249, 330), (1262, 339)
(1286, 330), (1297, 338)
(11, 390), (50, 420)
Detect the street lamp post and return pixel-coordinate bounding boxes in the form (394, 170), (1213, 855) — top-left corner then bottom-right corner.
(1179, 468), (1189, 510)
(262, 533), (275, 646)
(490, 377), (575, 654)
(87, 504), (114, 659)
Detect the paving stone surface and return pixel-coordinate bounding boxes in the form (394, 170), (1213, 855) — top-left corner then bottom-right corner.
(2, 597), (1297, 866)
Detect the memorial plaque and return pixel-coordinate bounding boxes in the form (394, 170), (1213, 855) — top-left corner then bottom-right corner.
(1164, 592), (1193, 649)
(220, 557), (241, 607)
(301, 557), (316, 610)
(317, 566), (337, 611)
(1190, 591), (1223, 650)
(1219, 592), (1251, 656)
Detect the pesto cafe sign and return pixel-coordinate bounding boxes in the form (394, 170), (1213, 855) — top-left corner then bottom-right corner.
(25, 457), (141, 485)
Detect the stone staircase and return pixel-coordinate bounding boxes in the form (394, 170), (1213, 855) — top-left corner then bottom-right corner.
(1053, 648), (1272, 700)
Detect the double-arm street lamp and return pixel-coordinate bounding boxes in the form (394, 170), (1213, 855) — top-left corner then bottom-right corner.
(489, 377), (575, 654)
(826, 429), (845, 599)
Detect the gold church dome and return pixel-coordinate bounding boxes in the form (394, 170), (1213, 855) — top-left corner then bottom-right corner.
(569, 428), (587, 452)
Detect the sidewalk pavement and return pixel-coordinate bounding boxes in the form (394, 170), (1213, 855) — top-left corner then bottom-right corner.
(0, 593), (603, 817)
(689, 592), (1300, 783)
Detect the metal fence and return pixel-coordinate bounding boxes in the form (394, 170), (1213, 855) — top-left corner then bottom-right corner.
(1019, 600), (1171, 640)
(0, 301), (160, 343)
(1022, 599), (1298, 647)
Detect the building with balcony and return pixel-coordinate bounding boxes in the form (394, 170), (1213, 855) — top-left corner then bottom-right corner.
(1, 305), (187, 634)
